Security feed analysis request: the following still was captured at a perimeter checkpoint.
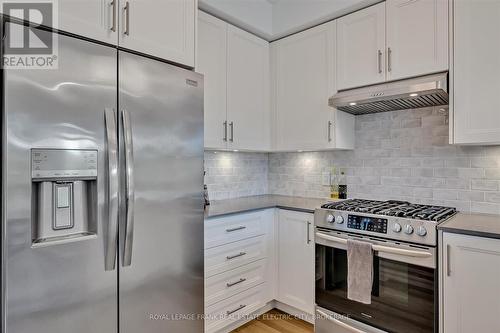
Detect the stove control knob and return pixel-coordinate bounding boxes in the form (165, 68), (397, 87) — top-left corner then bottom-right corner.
(335, 215), (344, 224)
(392, 223), (402, 233)
(404, 224), (414, 235)
(326, 214), (335, 223)
(417, 226), (427, 236)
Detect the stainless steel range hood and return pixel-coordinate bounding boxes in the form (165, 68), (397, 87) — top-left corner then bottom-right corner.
(329, 72), (448, 115)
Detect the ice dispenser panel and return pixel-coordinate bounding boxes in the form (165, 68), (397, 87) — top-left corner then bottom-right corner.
(31, 149), (98, 246)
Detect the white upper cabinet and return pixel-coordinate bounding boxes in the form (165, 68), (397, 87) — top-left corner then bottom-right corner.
(442, 233), (500, 333)
(450, 0), (500, 145)
(119, 0), (196, 67)
(197, 12), (271, 151)
(386, 0), (448, 81)
(54, 0), (118, 44)
(197, 12), (228, 150)
(227, 25), (271, 151)
(272, 22), (354, 151)
(337, 2), (386, 90)
(53, 0), (196, 66)
(277, 210), (314, 315)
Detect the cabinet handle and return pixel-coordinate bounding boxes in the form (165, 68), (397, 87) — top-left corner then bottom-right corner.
(387, 47), (392, 72)
(226, 304), (246, 315)
(446, 244), (451, 276)
(226, 226), (246, 232)
(123, 1), (130, 36)
(226, 278), (247, 287)
(307, 221), (311, 244)
(226, 252), (246, 260)
(110, 0), (117, 32)
(377, 50), (382, 74)
(223, 121), (228, 142)
(229, 121), (234, 142)
(328, 121), (332, 142)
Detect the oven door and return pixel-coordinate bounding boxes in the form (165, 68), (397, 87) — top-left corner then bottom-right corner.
(315, 229), (437, 333)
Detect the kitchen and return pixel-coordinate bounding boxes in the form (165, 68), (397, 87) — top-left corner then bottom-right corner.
(1, 1), (500, 333)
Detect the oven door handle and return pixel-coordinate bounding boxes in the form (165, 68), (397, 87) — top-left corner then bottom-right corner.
(317, 309), (365, 333)
(315, 232), (433, 258)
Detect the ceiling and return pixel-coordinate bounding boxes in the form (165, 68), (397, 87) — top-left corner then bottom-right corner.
(199, 0), (381, 41)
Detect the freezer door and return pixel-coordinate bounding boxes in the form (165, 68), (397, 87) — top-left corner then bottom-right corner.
(118, 51), (204, 333)
(2, 23), (118, 333)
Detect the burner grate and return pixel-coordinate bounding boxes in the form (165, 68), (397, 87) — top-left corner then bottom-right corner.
(321, 199), (457, 222)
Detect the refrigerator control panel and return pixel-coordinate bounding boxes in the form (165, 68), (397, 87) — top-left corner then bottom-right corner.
(31, 149), (97, 180)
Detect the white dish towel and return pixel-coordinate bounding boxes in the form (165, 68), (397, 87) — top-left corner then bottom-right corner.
(347, 238), (373, 304)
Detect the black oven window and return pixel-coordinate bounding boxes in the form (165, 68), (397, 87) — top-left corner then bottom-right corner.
(316, 244), (435, 333)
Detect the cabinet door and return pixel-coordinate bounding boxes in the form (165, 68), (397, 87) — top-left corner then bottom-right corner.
(273, 22), (336, 151)
(386, 0), (448, 81)
(227, 25), (271, 151)
(337, 2), (386, 90)
(451, 0), (500, 144)
(443, 233), (500, 333)
(58, 0), (118, 44)
(197, 12), (227, 150)
(119, 0), (195, 67)
(277, 210), (314, 315)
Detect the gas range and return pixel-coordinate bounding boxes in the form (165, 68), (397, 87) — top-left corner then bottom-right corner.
(315, 199), (457, 246)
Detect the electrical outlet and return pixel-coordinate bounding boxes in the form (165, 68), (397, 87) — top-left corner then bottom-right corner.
(321, 172), (331, 186)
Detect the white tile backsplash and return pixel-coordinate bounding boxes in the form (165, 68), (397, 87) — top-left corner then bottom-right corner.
(204, 151), (268, 200)
(205, 106), (500, 215)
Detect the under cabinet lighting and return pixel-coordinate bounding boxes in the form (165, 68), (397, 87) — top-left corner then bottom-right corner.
(409, 93), (419, 97)
(233, 150), (239, 152)
(349, 102), (357, 106)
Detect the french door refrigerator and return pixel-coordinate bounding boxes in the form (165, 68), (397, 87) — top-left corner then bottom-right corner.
(1, 20), (204, 333)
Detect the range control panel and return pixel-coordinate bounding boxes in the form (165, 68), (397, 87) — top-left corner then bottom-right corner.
(314, 209), (439, 246)
(347, 215), (388, 234)
(31, 149), (97, 180)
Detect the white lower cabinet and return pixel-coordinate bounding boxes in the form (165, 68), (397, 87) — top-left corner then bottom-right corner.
(276, 210), (315, 315)
(442, 232), (500, 332)
(205, 235), (268, 278)
(205, 259), (268, 307)
(204, 209), (275, 332)
(204, 208), (316, 332)
(205, 283), (268, 333)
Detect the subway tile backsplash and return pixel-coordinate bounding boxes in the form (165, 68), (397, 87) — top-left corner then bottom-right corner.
(204, 151), (268, 200)
(205, 107), (500, 215)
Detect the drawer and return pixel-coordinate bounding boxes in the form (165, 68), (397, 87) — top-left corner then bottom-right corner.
(205, 235), (267, 278)
(205, 258), (267, 307)
(205, 283), (267, 333)
(205, 209), (272, 249)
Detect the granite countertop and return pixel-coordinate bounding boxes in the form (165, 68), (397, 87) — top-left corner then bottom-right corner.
(205, 194), (333, 219)
(438, 213), (500, 239)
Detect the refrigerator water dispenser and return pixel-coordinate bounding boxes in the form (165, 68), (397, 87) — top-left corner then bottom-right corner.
(31, 149), (98, 246)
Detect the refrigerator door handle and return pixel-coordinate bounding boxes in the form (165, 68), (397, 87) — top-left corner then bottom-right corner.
(121, 109), (135, 267)
(105, 108), (119, 271)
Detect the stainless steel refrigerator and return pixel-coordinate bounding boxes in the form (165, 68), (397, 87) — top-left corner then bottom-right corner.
(1, 20), (204, 333)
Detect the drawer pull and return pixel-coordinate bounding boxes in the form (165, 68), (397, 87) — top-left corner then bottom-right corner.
(226, 252), (246, 260)
(226, 226), (246, 233)
(226, 278), (247, 287)
(226, 304), (246, 315)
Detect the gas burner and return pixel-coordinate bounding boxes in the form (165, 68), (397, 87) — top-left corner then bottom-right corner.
(321, 199), (457, 223)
